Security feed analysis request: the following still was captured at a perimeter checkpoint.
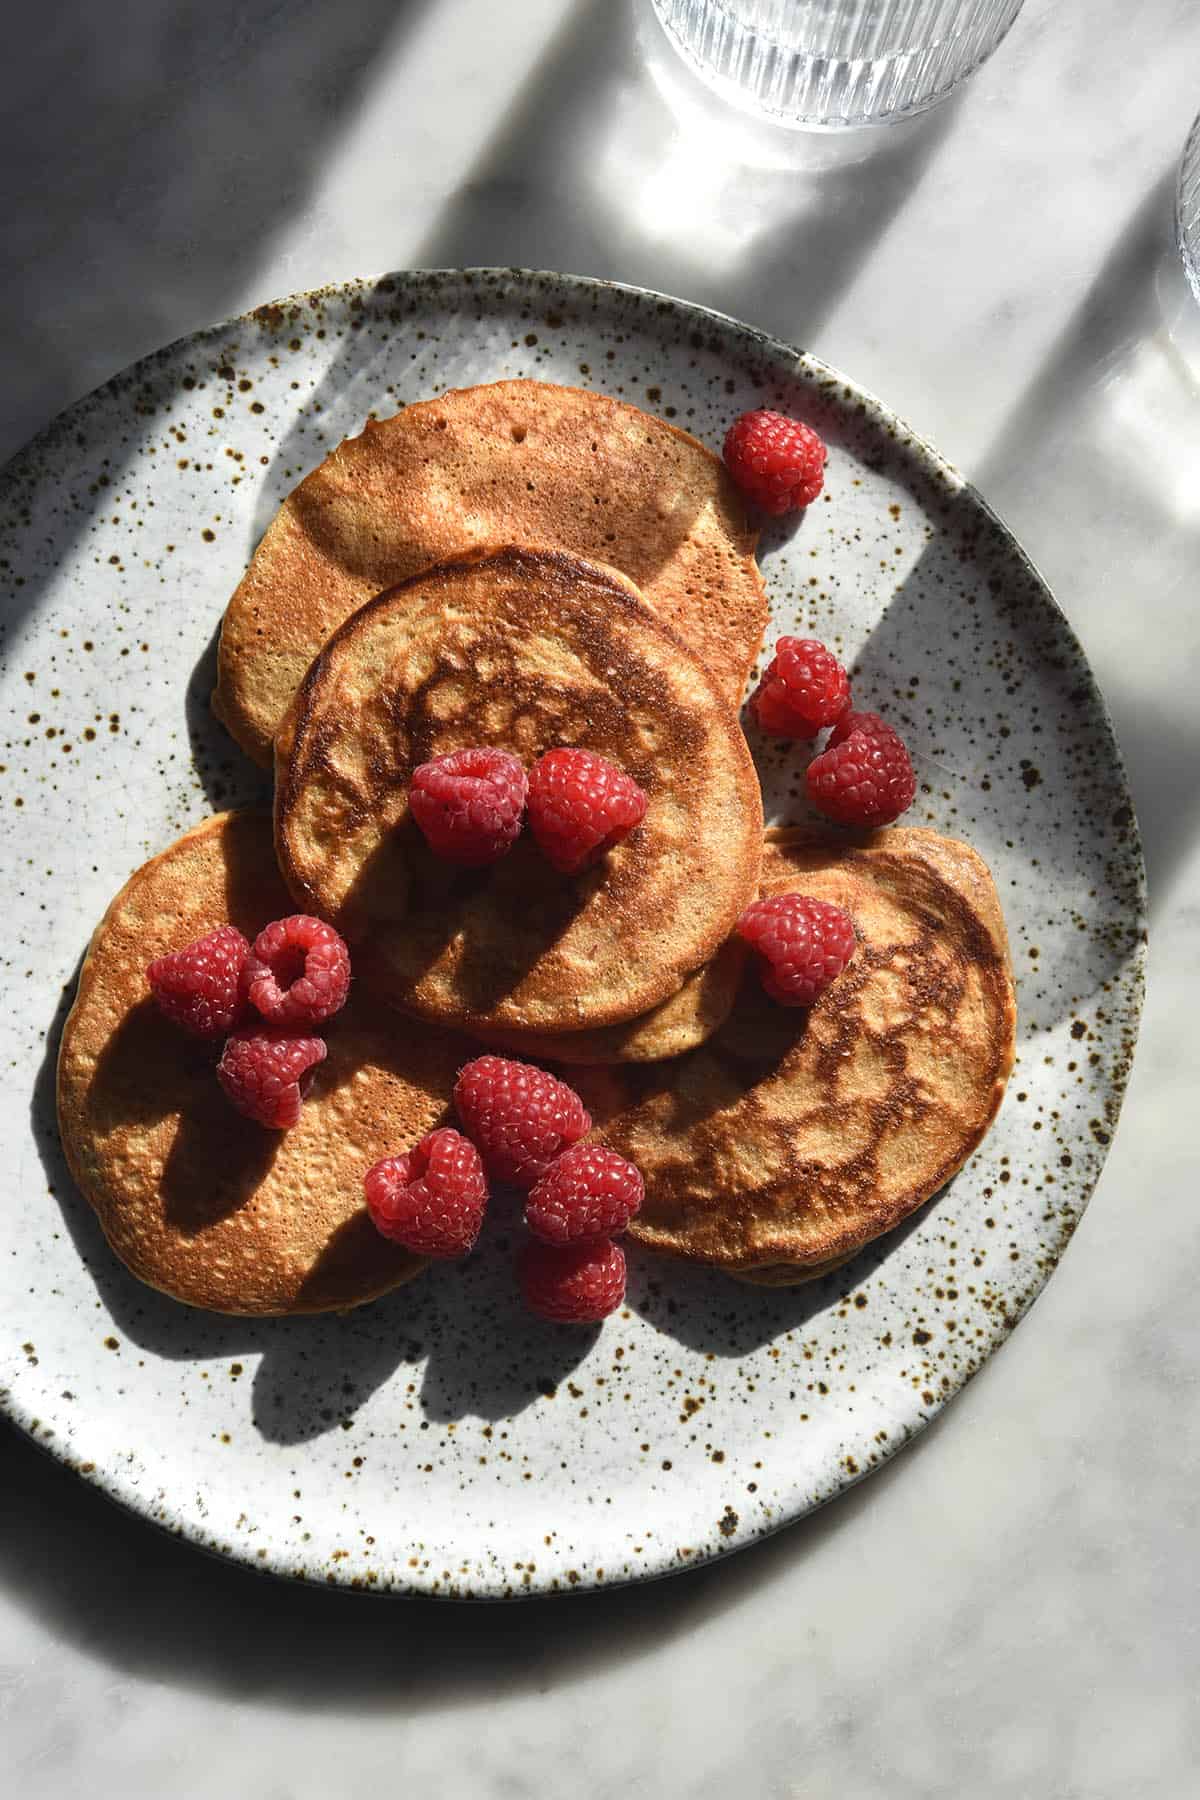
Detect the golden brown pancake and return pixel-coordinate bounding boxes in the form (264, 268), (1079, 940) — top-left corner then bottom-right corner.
(578, 828), (1016, 1281)
(275, 545), (764, 1038)
(57, 812), (469, 1316)
(213, 379), (767, 765)
(476, 938), (748, 1066)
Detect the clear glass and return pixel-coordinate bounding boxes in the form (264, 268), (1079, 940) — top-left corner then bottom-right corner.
(649, 0), (1027, 129)
(1177, 111), (1200, 305)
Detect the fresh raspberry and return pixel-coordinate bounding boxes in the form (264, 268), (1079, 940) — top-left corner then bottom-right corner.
(750, 637), (850, 738)
(216, 1028), (327, 1129)
(807, 714), (916, 827)
(363, 1128), (488, 1258)
(453, 1054), (591, 1190)
(518, 1238), (626, 1324)
(526, 748), (647, 875)
(736, 894), (857, 1007)
(723, 409), (827, 515)
(147, 924), (250, 1038)
(409, 747), (527, 867)
(826, 709), (896, 749)
(240, 914), (351, 1028)
(524, 1145), (644, 1245)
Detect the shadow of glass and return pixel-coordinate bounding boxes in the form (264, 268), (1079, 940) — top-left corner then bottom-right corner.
(969, 163), (1200, 916)
(412, 0), (958, 348)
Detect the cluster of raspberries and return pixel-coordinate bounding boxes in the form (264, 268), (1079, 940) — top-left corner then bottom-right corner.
(148, 927), (637, 1320)
(410, 744), (646, 874)
(364, 1055), (638, 1324)
(148, 913), (352, 1131)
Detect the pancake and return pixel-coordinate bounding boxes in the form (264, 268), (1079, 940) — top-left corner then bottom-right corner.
(57, 812), (468, 1316)
(274, 545), (764, 1037)
(213, 379), (767, 766)
(578, 828), (1016, 1281)
(476, 938), (748, 1066)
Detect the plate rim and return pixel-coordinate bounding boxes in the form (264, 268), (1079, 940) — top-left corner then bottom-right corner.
(1, 265), (1148, 1598)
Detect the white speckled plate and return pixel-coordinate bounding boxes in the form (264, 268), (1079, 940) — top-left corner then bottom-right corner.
(0, 271), (1144, 1597)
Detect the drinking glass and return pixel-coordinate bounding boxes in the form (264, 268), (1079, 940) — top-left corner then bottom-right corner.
(1177, 110), (1200, 304)
(649, 0), (1027, 129)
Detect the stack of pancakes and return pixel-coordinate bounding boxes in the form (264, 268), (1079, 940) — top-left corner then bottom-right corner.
(58, 380), (1016, 1316)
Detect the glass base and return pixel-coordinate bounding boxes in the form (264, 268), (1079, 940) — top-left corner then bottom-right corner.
(650, 0), (1026, 131)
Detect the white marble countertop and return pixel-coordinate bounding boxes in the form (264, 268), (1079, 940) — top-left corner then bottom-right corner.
(2, 1), (1197, 1794)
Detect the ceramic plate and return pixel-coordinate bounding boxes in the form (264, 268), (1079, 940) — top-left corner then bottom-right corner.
(0, 271), (1145, 1596)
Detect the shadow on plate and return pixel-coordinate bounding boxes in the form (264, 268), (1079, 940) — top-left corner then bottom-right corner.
(19, 916), (961, 1713)
(185, 616), (272, 816)
(0, 1382), (951, 1715)
(34, 975), (596, 1443)
(625, 1200), (934, 1359)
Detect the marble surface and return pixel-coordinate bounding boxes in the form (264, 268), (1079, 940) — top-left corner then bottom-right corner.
(1, 0), (1196, 1792)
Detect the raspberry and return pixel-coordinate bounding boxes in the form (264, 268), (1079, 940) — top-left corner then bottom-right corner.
(723, 409), (827, 515)
(518, 1238), (626, 1324)
(750, 637), (850, 739)
(216, 1028), (327, 1129)
(147, 924), (250, 1038)
(526, 748), (647, 875)
(524, 1145), (644, 1246)
(827, 709), (896, 749)
(737, 894), (857, 1007)
(807, 713), (916, 828)
(453, 1054), (591, 1190)
(363, 1128), (488, 1258)
(409, 747), (527, 866)
(240, 914), (351, 1028)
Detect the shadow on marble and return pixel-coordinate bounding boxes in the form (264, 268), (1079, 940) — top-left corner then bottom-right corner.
(0, 0), (441, 854)
(971, 162), (1200, 916)
(0, 1393), (953, 1712)
(0, 0), (437, 468)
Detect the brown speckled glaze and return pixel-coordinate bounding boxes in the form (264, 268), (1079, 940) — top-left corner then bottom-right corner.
(0, 270), (1145, 1598)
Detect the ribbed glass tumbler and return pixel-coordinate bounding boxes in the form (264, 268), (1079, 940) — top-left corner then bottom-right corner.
(649, 0), (1026, 129)
(1177, 111), (1200, 304)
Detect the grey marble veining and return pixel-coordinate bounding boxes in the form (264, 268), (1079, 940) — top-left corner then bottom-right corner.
(1, 0), (1197, 1795)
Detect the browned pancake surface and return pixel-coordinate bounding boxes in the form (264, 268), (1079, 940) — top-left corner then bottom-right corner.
(476, 938), (748, 1066)
(57, 812), (468, 1315)
(579, 828), (1016, 1278)
(213, 379), (767, 764)
(275, 547), (763, 1037)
